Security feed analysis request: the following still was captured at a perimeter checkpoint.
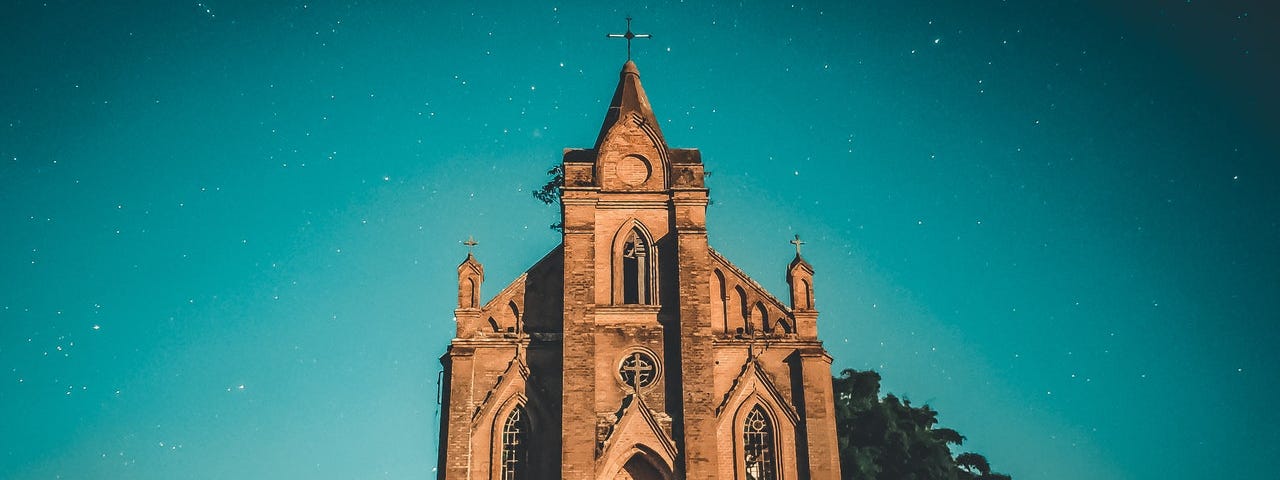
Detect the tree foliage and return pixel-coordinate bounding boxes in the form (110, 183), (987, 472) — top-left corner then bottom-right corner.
(533, 164), (563, 206)
(533, 164), (564, 231)
(833, 369), (1011, 480)
(533, 163), (1007, 478)
(535, 165), (565, 232)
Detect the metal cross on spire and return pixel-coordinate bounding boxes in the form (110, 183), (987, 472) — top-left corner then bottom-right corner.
(606, 16), (652, 60)
(463, 235), (478, 253)
(790, 234), (806, 256)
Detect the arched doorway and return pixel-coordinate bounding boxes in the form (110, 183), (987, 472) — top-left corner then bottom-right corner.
(613, 453), (670, 480)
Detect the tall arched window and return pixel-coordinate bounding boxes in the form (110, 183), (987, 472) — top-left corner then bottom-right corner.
(500, 406), (529, 480)
(620, 228), (653, 304)
(777, 318), (793, 335)
(466, 278), (479, 308)
(508, 301), (521, 332)
(754, 303), (769, 333)
(743, 406), (776, 480)
(735, 286), (749, 334)
(800, 279), (812, 309)
(713, 269), (728, 333)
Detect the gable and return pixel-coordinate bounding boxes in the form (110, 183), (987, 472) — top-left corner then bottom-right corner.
(470, 354), (530, 427)
(709, 248), (797, 335)
(597, 394), (678, 479)
(715, 357), (801, 427)
(465, 246), (564, 336)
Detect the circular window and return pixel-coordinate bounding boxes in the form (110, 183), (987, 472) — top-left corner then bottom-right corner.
(616, 154), (651, 187)
(618, 350), (659, 389)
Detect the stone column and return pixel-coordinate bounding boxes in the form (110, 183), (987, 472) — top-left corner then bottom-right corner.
(561, 190), (599, 480)
(671, 189), (717, 478)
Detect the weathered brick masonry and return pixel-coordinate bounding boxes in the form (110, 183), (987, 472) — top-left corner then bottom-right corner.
(437, 61), (842, 480)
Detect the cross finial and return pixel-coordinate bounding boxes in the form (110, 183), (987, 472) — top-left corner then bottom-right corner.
(629, 352), (642, 394)
(463, 235), (478, 253)
(606, 15), (652, 60)
(790, 234), (805, 256)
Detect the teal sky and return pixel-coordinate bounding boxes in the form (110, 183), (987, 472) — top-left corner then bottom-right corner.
(2, 1), (1277, 479)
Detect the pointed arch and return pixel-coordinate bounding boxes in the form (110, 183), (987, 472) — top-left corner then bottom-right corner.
(611, 219), (659, 305)
(800, 279), (812, 310)
(712, 269), (728, 334)
(465, 277), (479, 308)
(722, 393), (797, 480)
(742, 405), (777, 480)
(472, 357), (531, 427)
(717, 360), (802, 427)
(507, 300), (521, 332)
(472, 357), (554, 480)
(596, 393), (678, 480)
(734, 286), (749, 335)
(597, 444), (675, 480)
(499, 405), (529, 480)
(482, 389), (552, 480)
(753, 302), (769, 333)
(622, 452), (668, 480)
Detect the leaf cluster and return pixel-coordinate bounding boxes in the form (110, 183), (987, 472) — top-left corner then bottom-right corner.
(533, 165), (563, 205)
(533, 165), (564, 232)
(833, 369), (1011, 480)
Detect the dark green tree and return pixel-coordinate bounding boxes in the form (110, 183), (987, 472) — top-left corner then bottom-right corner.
(533, 167), (1010, 479)
(532, 164), (563, 206)
(532, 164), (564, 232)
(832, 369), (1012, 480)
(955, 453), (990, 476)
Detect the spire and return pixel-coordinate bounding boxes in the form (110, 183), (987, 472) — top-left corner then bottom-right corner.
(456, 239), (484, 310)
(787, 234), (816, 313)
(594, 61), (667, 150)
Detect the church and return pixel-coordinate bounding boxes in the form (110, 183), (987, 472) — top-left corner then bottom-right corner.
(436, 58), (843, 480)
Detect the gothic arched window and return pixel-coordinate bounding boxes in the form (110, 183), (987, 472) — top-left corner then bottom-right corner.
(508, 301), (521, 332)
(800, 279), (813, 310)
(743, 406), (776, 480)
(620, 227), (654, 304)
(777, 318), (793, 335)
(466, 277), (479, 308)
(713, 269), (728, 333)
(735, 286), (749, 335)
(754, 303), (769, 333)
(500, 406), (529, 480)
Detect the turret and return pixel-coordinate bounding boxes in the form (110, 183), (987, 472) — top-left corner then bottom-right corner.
(786, 235), (818, 338)
(455, 247), (484, 337)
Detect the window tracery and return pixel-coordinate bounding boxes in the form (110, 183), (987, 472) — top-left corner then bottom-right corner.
(619, 350), (658, 389)
(619, 227), (655, 304)
(616, 226), (665, 308)
(743, 406), (776, 480)
(500, 406), (529, 480)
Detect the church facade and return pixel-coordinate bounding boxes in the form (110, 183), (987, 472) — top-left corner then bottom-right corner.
(437, 60), (842, 480)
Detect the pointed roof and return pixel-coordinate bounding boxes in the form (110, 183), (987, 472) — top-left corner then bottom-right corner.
(594, 60), (667, 149)
(598, 394), (679, 471)
(715, 357), (801, 427)
(469, 354), (529, 425)
(457, 252), (483, 276)
(788, 253), (813, 274)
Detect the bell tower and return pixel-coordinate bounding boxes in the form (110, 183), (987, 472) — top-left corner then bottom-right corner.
(437, 57), (842, 480)
(559, 59), (711, 480)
